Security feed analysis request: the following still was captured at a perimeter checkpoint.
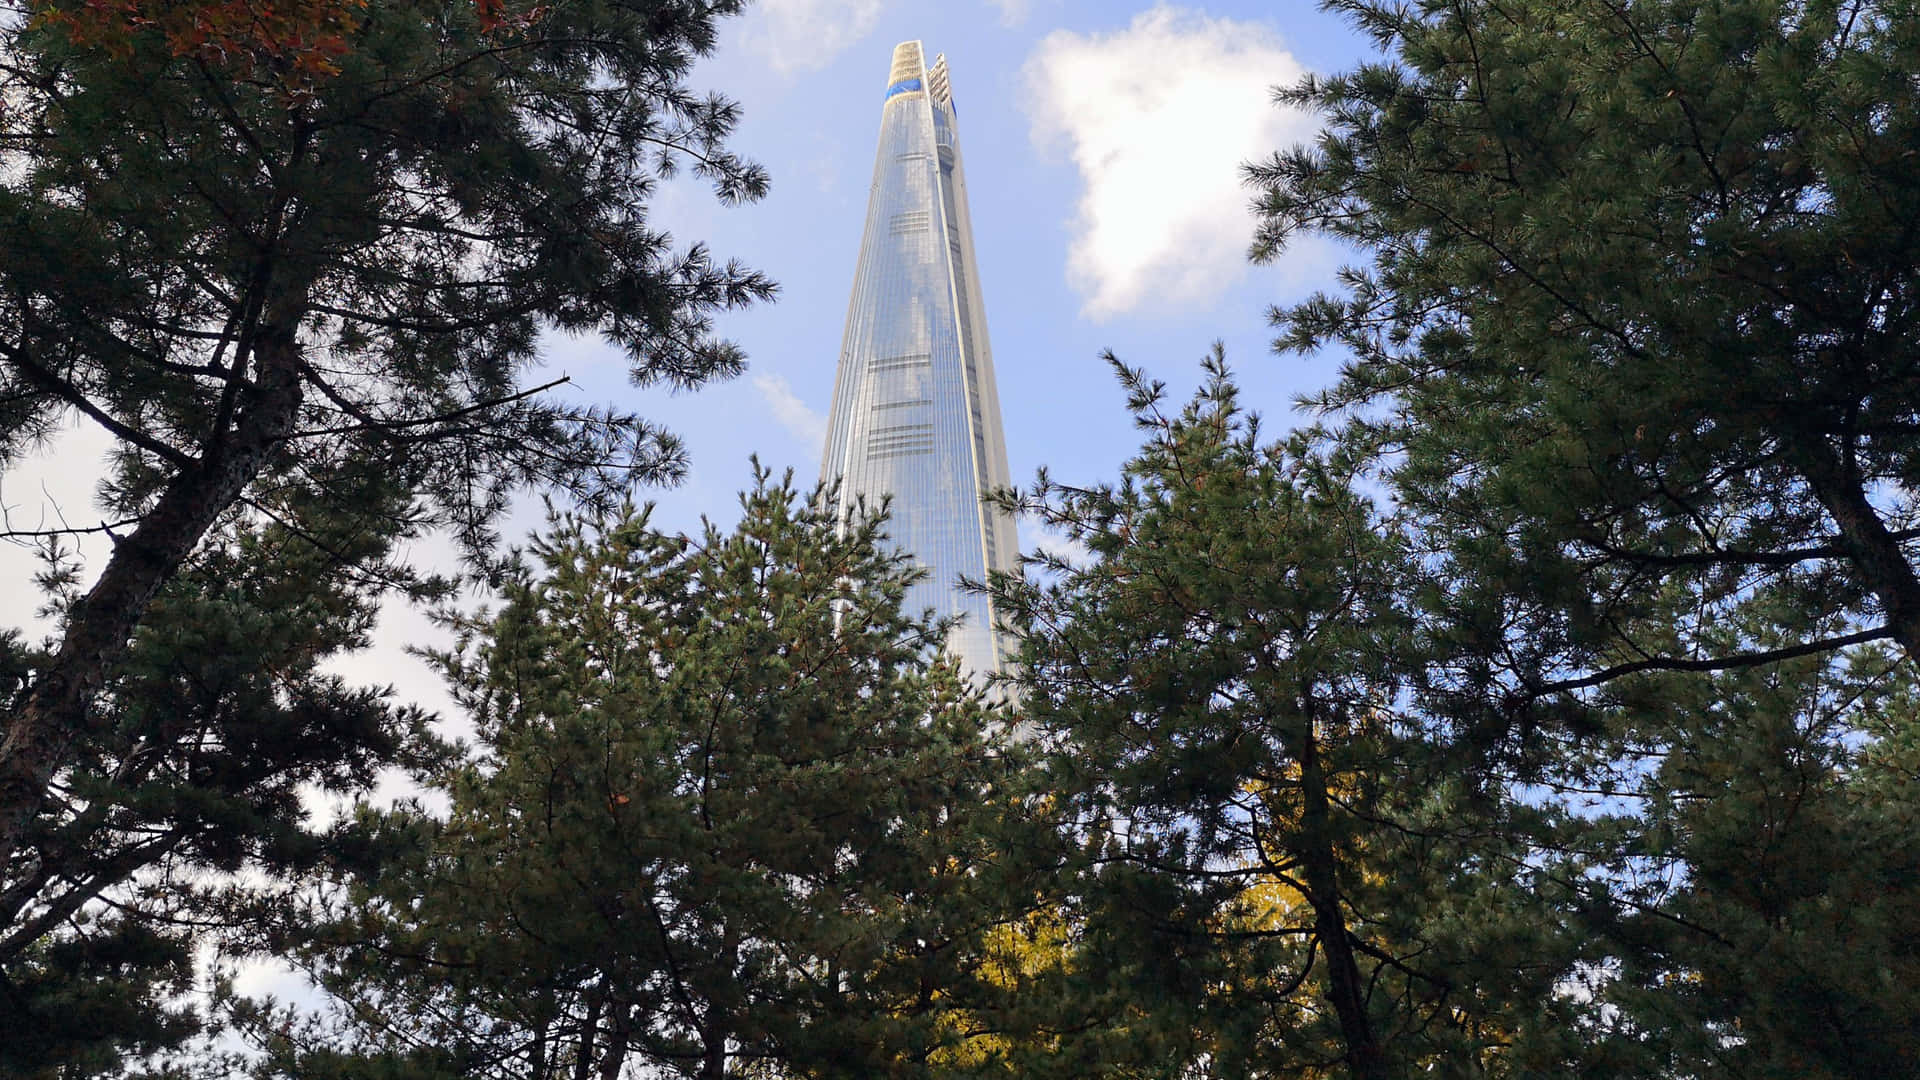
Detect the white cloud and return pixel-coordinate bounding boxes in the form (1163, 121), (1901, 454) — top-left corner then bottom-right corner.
(752, 373), (828, 454)
(1024, 6), (1320, 320)
(741, 0), (885, 74)
(0, 414), (116, 636)
(1019, 518), (1094, 569)
(986, 0), (1030, 27)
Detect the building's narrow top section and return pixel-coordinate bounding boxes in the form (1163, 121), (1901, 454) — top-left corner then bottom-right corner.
(884, 40), (954, 109)
(887, 41), (923, 87)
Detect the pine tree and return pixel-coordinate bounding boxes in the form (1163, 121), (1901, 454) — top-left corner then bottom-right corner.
(1246, 2), (1920, 1072)
(1250, 0), (1920, 688)
(988, 352), (1586, 1079)
(0, 497), (451, 1075)
(273, 472), (1050, 1080)
(0, 0), (769, 1062)
(1549, 622), (1920, 1077)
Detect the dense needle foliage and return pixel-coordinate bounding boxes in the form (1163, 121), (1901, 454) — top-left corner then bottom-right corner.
(1240, 0), (1920, 1075)
(0, 0), (769, 1065)
(989, 353), (1589, 1079)
(1250, 0), (1920, 692)
(269, 475), (1052, 1080)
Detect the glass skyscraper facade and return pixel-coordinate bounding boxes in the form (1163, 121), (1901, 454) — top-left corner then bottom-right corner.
(820, 41), (1017, 679)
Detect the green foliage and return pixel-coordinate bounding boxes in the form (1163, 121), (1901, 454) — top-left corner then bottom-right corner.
(0, 0), (769, 1064)
(1560, 638), (1920, 1078)
(1247, 1), (1920, 1074)
(1, 500), (453, 1073)
(281, 471), (1049, 1080)
(0, 914), (197, 1078)
(990, 351), (1586, 1079)
(8, 1), (1918, 1076)
(1251, 0), (1920, 687)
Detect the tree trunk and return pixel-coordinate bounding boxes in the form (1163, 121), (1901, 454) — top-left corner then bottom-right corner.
(1789, 434), (1920, 659)
(700, 1033), (727, 1080)
(0, 322), (306, 867)
(572, 983), (604, 1080)
(1296, 722), (1388, 1080)
(529, 1013), (549, 1080)
(596, 998), (632, 1080)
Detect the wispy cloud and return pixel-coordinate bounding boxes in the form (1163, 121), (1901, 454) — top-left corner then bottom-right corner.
(1020, 519), (1094, 568)
(985, 0), (1031, 27)
(1024, 6), (1320, 320)
(752, 373), (828, 454)
(740, 0), (885, 75)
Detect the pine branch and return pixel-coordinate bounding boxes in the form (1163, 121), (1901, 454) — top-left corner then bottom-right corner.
(1526, 625), (1895, 698)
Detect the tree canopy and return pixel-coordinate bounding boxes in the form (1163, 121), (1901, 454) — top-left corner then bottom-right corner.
(269, 475), (1053, 1080)
(1241, 0), (1920, 1074)
(0, 0), (769, 1063)
(990, 352), (1589, 1079)
(1251, 0), (1920, 693)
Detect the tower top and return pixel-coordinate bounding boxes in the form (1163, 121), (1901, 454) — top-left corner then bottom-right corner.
(884, 41), (954, 108)
(887, 41), (923, 86)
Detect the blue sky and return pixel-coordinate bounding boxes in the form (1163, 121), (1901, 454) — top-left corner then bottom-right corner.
(552, 0), (1377, 542)
(0, 2), (1381, 722)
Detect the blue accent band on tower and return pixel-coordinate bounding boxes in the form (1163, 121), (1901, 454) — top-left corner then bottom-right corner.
(885, 77), (923, 99)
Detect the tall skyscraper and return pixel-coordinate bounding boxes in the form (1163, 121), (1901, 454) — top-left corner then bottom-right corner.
(820, 41), (1017, 679)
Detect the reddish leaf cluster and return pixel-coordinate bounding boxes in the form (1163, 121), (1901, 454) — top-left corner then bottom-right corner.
(31, 0), (546, 86)
(472, 0), (545, 35)
(33, 0), (365, 84)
